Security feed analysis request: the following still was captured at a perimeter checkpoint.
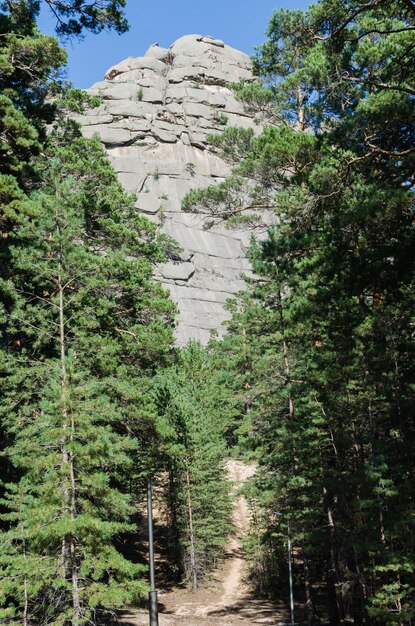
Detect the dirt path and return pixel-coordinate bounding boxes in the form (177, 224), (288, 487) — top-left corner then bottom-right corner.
(120, 460), (287, 626)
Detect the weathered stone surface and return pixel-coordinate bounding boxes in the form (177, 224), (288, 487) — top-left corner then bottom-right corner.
(182, 102), (212, 119)
(99, 83), (138, 100)
(88, 80), (109, 92)
(172, 53), (212, 70)
(168, 66), (225, 85)
(169, 35), (210, 57)
(201, 36), (225, 48)
(122, 119), (152, 133)
(135, 193), (161, 214)
(139, 76), (168, 91)
(105, 56), (165, 79)
(168, 284), (230, 304)
(73, 113), (114, 126)
(151, 127), (177, 143)
(145, 43), (169, 61)
(78, 34), (269, 345)
(161, 262), (195, 281)
(164, 221), (244, 258)
(152, 120), (185, 136)
(116, 172), (141, 194)
(106, 101), (145, 117)
(164, 102), (185, 116)
(81, 125), (131, 145)
(138, 86), (164, 104)
(164, 86), (188, 103)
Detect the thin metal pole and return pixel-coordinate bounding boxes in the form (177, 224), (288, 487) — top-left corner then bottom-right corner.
(147, 478), (159, 626)
(287, 519), (295, 626)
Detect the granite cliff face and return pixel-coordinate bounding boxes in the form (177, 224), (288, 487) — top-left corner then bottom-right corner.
(75, 35), (263, 344)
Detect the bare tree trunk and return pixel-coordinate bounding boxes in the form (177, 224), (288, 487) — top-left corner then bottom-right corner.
(325, 495), (345, 625)
(276, 285), (294, 421)
(58, 231), (70, 580)
(185, 462), (197, 593)
(70, 530), (81, 621)
(57, 211), (81, 621)
(379, 506), (386, 545)
(168, 466), (181, 578)
(303, 554), (313, 626)
(297, 83), (305, 131)
(351, 540), (366, 626)
(23, 540), (28, 626)
(327, 569), (341, 626)
(396, 573), (403, 626)
(70, 409), (81, 621)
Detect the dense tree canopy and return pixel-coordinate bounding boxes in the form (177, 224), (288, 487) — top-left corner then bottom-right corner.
(184, 1), (415, 623)
(0, 1), (238, 621)
(0, 121), (176, 624)
(153, 343), (234, 591)
(0, 1), (179, 623)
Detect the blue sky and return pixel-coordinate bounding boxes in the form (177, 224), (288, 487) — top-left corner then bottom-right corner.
(39, 0), (310, 88)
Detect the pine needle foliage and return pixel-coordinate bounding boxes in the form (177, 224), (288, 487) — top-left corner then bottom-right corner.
(153, 342), (234, 591)
(0, 3), (175, 623)
(0, 128), (175, 623)
(184, 1), (415, 623)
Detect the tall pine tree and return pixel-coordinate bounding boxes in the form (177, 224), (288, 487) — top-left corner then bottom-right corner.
(0, 127), (175, 624)
(154, 342), (233, 591)
(183, 1), (415, 622)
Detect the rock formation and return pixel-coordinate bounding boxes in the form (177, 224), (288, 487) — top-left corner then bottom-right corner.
(75, 35), (263, 345)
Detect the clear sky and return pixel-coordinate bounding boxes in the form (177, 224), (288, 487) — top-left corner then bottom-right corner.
(39, 0), (310, 88)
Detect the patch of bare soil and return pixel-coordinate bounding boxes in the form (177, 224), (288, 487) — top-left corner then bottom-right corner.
(119, 460), (288, 626)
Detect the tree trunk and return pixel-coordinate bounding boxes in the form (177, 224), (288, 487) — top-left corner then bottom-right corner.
(303, 554), (313, 626)
(350, 540), (365, 626)
(185, 462), (197, 593)
(168, 466), (181, 578)
(297, 83), (305, 131)
(58, 236), (70, 580)
(276, 285), (294, 421)
(70, 409), (81, 621)
(71, 531), (81, 621)
(23, 540), (28, 626)
(57, 210), (81, 620)
(327, 570), (341, 626)
(324, 489), (345, 624)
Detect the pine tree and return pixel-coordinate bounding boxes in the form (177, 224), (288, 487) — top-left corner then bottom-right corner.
(154, 343), (233, 591)
(0, 2), (176, 622)
(0, 129), (175, 624)
(0, 0), (126, 242)
(183, 1), (415, 622)
(0, 364), (145, 625)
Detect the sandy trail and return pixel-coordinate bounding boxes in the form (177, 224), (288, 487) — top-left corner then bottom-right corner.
(120, 460), (287, 626)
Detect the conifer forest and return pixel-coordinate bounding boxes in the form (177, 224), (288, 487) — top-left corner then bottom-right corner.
(1, 1), (415, 624)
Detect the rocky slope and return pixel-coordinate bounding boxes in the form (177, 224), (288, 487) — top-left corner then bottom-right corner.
(75, 35), (264, 344)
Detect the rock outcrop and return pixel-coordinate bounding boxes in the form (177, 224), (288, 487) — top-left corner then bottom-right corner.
(75, 35), (264, 345)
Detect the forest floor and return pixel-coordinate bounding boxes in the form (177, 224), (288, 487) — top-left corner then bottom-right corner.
(118, 460), (289, 626)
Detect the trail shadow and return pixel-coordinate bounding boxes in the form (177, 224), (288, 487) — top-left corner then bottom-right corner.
(223, 546), (245, 559)
(204, 596), (289, 624)
(113, 602), (172, 624)
(111, 611), (136, 626)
